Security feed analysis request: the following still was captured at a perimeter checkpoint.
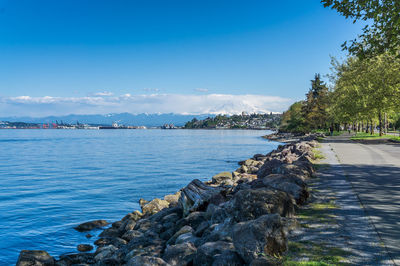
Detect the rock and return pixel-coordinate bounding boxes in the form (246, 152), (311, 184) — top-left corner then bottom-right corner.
(226, 188), (295, 222)
(94, 237), (127, 248)
(274, 163), (311, 178)
(211, 171), (233, 185)
(126, 256), (170, 266)
(253, 154), (267, 161)
(134, 218), (152, 232)
(198, 219), (234, 246)
(212, 250), (245, 266)
(238, 165), (249, 173)
(262, 174), (309, 205)
(257, 159), (284, 179)
(175, 232), (198, 245)
(233, 214), (287, 264)
(74, 220), (109, 232)
(141, 198), (170, 216)
(122, 229), (144, 241)
(179, 179), (224, 216)
(77, 244), (93, 252)
(162, 212), (181, 224)
(193, 241), (235, 266)
(17, 250), (55, 266)
(294, 142), (312, 155)
(162, 242), (197, 266)
(194, 221), (210, 237)
(149, 206), (182, 225)
(164, 191), (182, 206)
(206, 204), (228, 224)
(160, 227), (176, 241)
(57, 253), (95, 265)
(112, 220), (123, 229)
(184, 211), (207, 230)
(308, 140), (319, 148)
(99, 226), (120, 238)
(167, 225), (194, 245)
(122, 219), (137, 232)
(139, 198), (150, 208)
(127, 256), (170, 266)
(96, 258), (121, 265)
(123, 210), (143, 221)
(94, 245), (118, 261)
(85, 234), (93, 238)
(125, 245), (165, 261)
(237, 174), (258, 184)
(125, 231), (163, 252)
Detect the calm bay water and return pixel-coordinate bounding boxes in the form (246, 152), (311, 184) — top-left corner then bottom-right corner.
(0, 129), (278, 264)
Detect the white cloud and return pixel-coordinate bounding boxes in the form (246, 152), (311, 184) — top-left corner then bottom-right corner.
(93, 91), (113, 96)
(195, 88), (209, 93)
(0, 93), (293, 117)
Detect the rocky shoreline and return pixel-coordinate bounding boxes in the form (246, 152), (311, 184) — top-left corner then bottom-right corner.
(17, 133), (321, 266)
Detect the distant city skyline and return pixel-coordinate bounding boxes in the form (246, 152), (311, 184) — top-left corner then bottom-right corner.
(0, 0), (364, 116)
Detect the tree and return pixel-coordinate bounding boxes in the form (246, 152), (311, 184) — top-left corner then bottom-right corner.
(322, 0), (400, 58)
(301, 74), (330, 131)
(279, 101), (306, 133)
(329, 53), (400, 135)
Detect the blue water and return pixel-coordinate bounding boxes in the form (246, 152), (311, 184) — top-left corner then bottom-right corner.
(0, 129), (278, 264)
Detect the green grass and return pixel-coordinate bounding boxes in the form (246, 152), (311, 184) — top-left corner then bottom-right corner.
(391, 136), (400, 142)
(312, 149), (325, 160)
(350, 132), (400, 141)
(296, 200), (338, 223)
(313, 163), (330, 171)
(282, 241), (352, 265)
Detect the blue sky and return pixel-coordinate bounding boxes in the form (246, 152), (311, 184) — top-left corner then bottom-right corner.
(0, 0), (363, 116)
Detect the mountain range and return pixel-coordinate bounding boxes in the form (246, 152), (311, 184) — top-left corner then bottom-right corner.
(0, 113), (214, 127)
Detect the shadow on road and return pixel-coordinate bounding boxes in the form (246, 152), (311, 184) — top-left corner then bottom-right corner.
(321, 163), (400, 262)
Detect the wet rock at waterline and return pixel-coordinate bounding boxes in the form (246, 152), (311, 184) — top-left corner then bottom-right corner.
(74, 220), (109, 232)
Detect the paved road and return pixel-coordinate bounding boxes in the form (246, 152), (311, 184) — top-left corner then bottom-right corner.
(325, 134), (400, 264)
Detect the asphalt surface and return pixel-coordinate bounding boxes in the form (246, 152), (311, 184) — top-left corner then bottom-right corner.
(324, 133), (400, 265)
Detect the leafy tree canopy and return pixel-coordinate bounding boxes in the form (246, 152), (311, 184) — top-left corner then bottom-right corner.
(322, 0), (400, 58)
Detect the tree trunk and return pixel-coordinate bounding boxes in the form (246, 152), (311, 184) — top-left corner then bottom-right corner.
(179, 179), (223, 216)
(371, 120), (374, 135)
(379, 112), (383, 136)
(366, 121), (369, 133)
(384, 112), (387, 134)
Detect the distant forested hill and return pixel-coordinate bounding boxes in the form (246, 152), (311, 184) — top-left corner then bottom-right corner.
(184, 113), (281, 129)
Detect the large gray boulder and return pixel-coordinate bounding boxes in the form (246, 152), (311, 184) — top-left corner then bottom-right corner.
(256, 159), (284, 179)
(17, 250), (55, 266)
(262, 174), (309, 205)
(212, 250), (245, 266)
(56, 253), (95, 265)
(193, 241), (235, 266)
(233, 214), (287, 264)
(162, 242), (197, 266)
(127, 256), (170, 266)
(184, 211), (207, 230)
(167, 225), (194, 245)
(225, 188), (295, 222)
